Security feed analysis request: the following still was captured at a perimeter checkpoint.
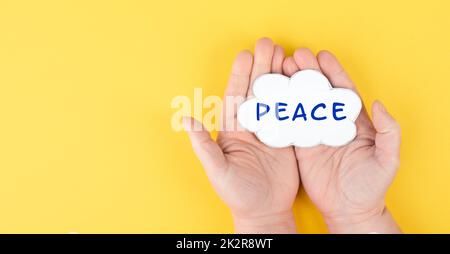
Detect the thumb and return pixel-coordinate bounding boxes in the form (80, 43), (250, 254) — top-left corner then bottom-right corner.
(183, 116), (228, 180)
(372, 100), (401, 171)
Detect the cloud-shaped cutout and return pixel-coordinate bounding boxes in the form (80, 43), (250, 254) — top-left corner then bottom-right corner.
(237, 70), (362, 148)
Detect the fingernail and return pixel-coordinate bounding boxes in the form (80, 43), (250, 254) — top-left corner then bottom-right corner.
(376, 100), (386, 113)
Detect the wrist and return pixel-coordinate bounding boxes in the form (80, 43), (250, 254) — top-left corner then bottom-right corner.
(324, 206), (401, 234)
(232, 211), (297, 234)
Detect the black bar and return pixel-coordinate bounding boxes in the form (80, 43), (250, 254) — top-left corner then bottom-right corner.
(0, 234), (447, 252)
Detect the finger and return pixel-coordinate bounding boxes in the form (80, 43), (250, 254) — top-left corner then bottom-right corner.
(293, 48), (320, 71)
(183, 117), (228, 180)
(224, 50), (253, 98)
(271, 45), (285, 74)
(372, 101), (401, 171)
(317, 50), (373, 134)
(317, 50), (355, 89)
(282, 56), (299, 77)
(248, 37), (275, 96)
(223, 50), (253, 131)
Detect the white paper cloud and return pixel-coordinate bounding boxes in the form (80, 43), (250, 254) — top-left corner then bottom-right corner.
(237, 70), (362, 148)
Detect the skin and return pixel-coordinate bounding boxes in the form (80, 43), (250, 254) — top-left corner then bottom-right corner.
(184, 38), (401, 233)
(284, 48), (401, 233)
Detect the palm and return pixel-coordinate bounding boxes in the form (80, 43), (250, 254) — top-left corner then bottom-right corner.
(215, 132), (298, 217)
(296, 122), (392, 216)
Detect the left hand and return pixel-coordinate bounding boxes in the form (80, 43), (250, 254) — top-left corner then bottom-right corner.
(185, 38), (299, 233)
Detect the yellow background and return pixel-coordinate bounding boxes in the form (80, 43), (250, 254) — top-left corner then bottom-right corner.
(0, 0), (449, 233)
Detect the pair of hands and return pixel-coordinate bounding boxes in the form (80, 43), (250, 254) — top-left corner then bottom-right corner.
(184, 38), (401, 233)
